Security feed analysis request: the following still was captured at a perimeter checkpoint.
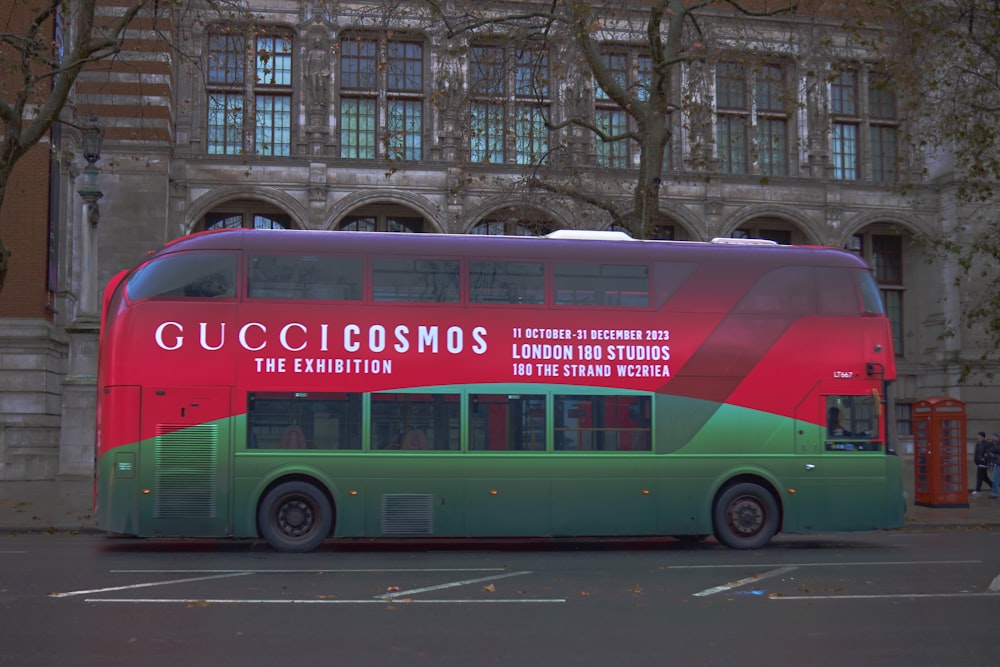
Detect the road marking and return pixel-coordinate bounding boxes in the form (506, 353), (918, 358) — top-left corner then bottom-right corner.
(989, 573), (1000, 592)
(58, 568), (562, 605)
(379, 571), (531, 600)
(771, 592), (1000, 601)
(693, 566), (798, 597)
(672, 560), (981, 570)
(83, 597), (566, 605)
(110, 568), (506, 574)
(49, 572), (253, 598)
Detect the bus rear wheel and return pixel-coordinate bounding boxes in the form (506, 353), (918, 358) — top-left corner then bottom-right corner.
(258, 481), (333, 553)
(712, 482), (779, 550)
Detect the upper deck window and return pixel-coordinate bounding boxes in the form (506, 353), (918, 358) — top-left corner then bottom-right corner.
(127, 253), (236, 300)
(372, 258), (460, 302)
(249, 255), (362, 300)
(470, 261), (544, 304)
(554, 263), (649, 307)
(734, 266), (813, 315)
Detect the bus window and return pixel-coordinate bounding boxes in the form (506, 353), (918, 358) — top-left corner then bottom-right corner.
(554, 264), (649, 307)
(469, 261), (545, 305)
(816, 267), (860, 315)
(247, 392), (362, 450)
(126, 253), (236, 299)
(554, 395), (651, 451)
(372, 258), (460, 302)
(371, 393), (460, 450)
(735, 266), (813, 315)
(249, 255), (362, 300)
(469, 394), (546, 451)
(857, 271), (886, 314)
(825, 394), (881, 451)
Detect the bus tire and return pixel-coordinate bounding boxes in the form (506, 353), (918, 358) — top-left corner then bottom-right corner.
(258, 481), (333, 553)
(712, 482), (779, 550)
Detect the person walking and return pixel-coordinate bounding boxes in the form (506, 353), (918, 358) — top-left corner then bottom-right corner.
(989, 433), (1000, 499)
(972, 431), (993, 494)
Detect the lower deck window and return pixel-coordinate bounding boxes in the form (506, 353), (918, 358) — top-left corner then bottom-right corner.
(244, 390), (652, 453)
(554, 395), (651, 451)
(248, 392), (362, 450)
(469, 394), (546, 451)
(371, 393), (460, 450)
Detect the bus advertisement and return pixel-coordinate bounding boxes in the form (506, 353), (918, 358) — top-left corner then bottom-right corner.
(95, 229), (905, 552)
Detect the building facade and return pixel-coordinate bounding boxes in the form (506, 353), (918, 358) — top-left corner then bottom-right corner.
(0, 0), (994, 479)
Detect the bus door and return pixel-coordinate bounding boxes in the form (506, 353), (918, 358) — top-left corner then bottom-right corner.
(790, 382), (826, 530)
(138, 386), (232, 537)
(792, 381), (885, 531)
(817, 387), (888, 530)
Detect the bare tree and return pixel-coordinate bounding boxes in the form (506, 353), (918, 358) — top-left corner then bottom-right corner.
(428, 0), (798, 238)
(0, 0), (144, 293)
(859, 0), (1000, 368)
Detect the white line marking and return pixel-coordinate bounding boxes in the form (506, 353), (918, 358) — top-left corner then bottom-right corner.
(110, 568), (505, 574)
(672, 560), (980, 570)
(989, 574), (1000, 592)
(693, 566), (798, 597)
(49, 572), (253, 598)
(83, 597), (566, 605)
(379, 571), (531, 600)
(772, 592), (1000, 601)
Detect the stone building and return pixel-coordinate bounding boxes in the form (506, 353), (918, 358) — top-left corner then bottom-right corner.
(0, 0), (994, 479)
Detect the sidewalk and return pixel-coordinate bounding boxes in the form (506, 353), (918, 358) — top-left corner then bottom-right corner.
(1, 455), (998, 534)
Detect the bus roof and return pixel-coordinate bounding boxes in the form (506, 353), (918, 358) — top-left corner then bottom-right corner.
(145, 228), (870, 270)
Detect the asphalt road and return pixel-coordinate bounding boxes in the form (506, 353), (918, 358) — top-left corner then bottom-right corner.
(2, 530), (997, 667)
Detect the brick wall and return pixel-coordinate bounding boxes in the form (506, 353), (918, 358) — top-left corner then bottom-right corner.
(0, 144), (53, 319)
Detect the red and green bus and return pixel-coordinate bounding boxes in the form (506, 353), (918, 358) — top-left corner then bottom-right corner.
(95, 228), (905, 552)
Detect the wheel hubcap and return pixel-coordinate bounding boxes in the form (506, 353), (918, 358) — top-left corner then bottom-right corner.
(728, 496), (764, 537)
(277, 498), (313, 537)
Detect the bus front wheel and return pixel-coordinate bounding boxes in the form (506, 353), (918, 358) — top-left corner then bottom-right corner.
(712, 482), (779, 550)
(258, 481), (333, 553)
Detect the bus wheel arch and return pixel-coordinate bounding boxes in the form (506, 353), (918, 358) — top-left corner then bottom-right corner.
(257, 477), (336, 553)
(711, 477), (782, 550)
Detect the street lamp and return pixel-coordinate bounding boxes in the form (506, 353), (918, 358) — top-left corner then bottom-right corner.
(77, 116), (103, 224)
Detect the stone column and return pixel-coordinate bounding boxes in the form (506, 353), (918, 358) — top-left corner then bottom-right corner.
(58, 165), (102, 478)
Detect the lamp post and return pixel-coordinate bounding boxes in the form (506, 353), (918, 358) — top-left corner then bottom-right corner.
(59, 116), (104, 478)
(76, 116), (103, 317)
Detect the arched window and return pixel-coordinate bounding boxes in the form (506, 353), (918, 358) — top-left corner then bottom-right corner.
(471, 220), (543, 236)
(338, 215), (423, 233)
(201, 203), (292, 231)
(610, 223), (676, 240)
(471, 211), (553, 236)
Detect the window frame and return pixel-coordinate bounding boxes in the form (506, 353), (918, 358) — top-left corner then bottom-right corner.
(469, 42), (551, 165)
(831, 65), (898, 182)
(594, 48), (672, 170)
(339, 34), (426, 161)
(206, 32), (293, 156)
(714, 60), (790, 176)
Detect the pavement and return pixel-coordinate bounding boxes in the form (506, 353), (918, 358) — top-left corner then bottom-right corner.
(0, 453), (998, 535)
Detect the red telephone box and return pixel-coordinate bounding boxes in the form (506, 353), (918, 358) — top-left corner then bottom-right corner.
(912, 397), (968, 507)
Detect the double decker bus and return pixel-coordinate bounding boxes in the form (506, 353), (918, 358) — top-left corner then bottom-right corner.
(95, 229), (905, 552)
